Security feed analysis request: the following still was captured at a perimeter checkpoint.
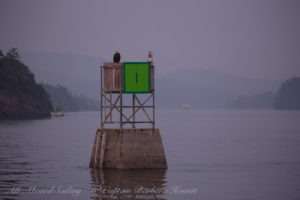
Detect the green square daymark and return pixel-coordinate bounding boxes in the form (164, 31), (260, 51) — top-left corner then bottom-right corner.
(123, 62), (151, 93)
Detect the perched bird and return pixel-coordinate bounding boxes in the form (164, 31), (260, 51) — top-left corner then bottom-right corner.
(147, 51), (153, 64)
(113, 49), (121, 63)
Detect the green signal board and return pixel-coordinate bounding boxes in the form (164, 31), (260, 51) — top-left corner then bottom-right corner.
(123, 62), (151, 93)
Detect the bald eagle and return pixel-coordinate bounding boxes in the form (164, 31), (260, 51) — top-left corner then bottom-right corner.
(113, 50), (121, 63)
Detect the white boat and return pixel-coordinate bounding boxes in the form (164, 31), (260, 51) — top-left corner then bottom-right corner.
(181, 104), (191, 110)
(53, 111), (64, 117)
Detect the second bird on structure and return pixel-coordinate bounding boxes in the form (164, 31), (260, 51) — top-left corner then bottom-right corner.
(113, 49), (121, 63)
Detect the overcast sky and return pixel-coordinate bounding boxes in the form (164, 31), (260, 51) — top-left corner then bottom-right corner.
(1, 0), (299, 79)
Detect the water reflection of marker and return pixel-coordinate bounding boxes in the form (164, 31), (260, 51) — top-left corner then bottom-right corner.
(136, 72), (138, 83)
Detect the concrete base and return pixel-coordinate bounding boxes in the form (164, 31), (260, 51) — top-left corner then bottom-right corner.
(89, 129), (167, 169)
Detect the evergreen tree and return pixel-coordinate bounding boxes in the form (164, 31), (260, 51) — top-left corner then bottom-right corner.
(274, 77), (300, 110)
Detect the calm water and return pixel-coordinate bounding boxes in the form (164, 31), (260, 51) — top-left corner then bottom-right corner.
(0, 109), (300, 200)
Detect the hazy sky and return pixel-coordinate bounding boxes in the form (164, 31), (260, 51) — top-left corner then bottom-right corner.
(1, 0), (299, 79)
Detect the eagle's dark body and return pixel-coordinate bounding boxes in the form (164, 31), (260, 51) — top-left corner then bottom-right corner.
(113, 52), (121, 63)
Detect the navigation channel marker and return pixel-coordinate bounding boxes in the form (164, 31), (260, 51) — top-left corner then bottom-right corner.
(123, 62), (151, 93)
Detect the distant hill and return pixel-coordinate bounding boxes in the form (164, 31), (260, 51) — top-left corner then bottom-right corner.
(228, 92), (276, 109)
(0, 49), (52, 120)
(43, 84), (98, 112)
(159, 68), (279, 95)
(157, 69), (278, 108)
(274, 77), (300, 110)
(156, 78), (237, 108)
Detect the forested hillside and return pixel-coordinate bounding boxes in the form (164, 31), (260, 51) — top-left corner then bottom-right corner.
(0, 49), (52, 119)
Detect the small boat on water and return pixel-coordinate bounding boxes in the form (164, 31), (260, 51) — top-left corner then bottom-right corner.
(181, 104), (191, 110)
(53, 105), (64, 117)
